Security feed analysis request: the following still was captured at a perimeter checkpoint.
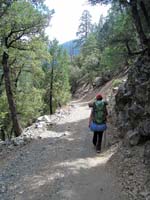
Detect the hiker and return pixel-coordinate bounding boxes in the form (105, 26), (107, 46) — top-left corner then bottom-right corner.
(88, 93), (108, 153)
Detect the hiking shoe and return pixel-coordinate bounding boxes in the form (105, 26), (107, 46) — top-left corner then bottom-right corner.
(96, 150), (101, 153)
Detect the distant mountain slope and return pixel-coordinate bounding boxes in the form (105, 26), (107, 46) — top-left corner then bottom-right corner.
(61, 40), (80, 57)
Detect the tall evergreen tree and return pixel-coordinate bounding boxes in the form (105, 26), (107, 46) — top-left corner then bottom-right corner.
(76, 10), (93, 46)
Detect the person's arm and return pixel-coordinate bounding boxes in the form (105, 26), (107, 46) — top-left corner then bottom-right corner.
(88, 102), (94, 108)
(89, 109), (93, 127)
(104, 103), (108, 122)
(105, 107), (108, 116)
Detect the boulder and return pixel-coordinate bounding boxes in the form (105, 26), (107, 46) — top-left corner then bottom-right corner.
(93, 73), (111, 88)
(93, 77), (103, 87)
(139, 120), (150, 136)
(37, 115), (51, 123)
(128, 103), (144, 119)
(127, 130), (140, 146)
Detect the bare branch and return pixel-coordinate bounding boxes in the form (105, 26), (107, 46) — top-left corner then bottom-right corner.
(15, 64), (24, 88)
(10, 45), (31, 51)
(8, 32), (25, 47)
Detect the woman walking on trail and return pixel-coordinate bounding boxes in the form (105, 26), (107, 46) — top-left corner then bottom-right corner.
(89, 93), (108, 153)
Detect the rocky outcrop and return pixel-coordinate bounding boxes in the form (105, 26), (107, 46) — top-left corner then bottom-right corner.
(93, 72), (111, 88)
(115, 55), (150, 145)
(0, 106), (72, 150)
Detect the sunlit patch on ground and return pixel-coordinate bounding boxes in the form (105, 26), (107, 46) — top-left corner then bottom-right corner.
(37, 130), (71, 139)
(56, 189), (77, 199)
(23, 172), (65, 190)
(58, 106), (90, 124)
(20, 145), (118, 193)
(54, 145), (118, 174)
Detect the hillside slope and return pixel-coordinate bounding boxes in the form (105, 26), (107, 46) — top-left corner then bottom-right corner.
(61, 40), (80, 56)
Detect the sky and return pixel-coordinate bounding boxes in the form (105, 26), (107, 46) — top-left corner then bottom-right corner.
(45, 0), (110, 44)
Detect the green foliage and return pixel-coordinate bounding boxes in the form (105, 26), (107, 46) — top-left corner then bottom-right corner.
(76, 33), (101, 82)
(70, 1), (142, 86)
(88, 0), (150, 52)
(17, 88), (45, 126)
(0, 93), (9, 129)
(76, 10), (93, 46)
(0, 1), (51, 52)
(43, 40), (71, 114)
(82, 54), (100, 82)
(0, 92), (11, 140)
(0, 0), (53, 137)
(81, 34), (100, 57)
(68, 64), (82, 93)
(112, 79), (123, 87)
(101, 46), (127, 71)
(53, 51), (71, 106)
(15, 43), (49, 126)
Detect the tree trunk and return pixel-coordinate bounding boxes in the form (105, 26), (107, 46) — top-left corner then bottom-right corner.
(15, 65), (23, 89)
(2, 52), (22, 137)
(0, 128), (5, 141)
(130, 0), (148, 47)
(140, 1), (150, 29)
(49, 63), (54, 115)
(125, 40), (132, 55)
(0, 73), (4, 96)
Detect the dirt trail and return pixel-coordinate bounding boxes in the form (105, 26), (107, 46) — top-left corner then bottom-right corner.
(0, 100), (127, 200)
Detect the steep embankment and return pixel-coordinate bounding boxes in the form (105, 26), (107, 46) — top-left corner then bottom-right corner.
(113, 54), (150, 199)
(116, 55), (150, 144)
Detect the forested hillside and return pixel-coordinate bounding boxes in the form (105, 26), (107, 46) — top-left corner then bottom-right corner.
(61, 40), (80, 57)
(0, 0), (150, 199)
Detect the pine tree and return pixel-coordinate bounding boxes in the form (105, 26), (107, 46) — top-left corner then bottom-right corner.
(76, 10), (93, 46)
